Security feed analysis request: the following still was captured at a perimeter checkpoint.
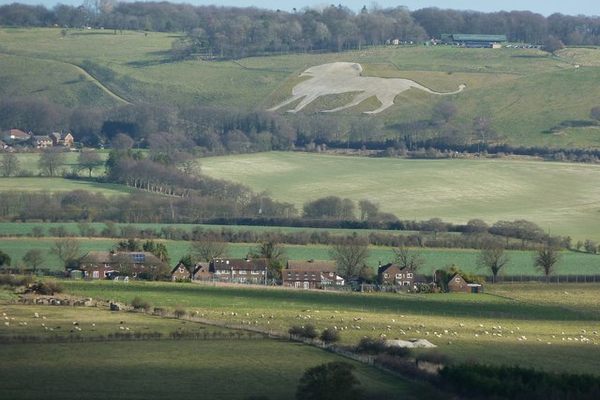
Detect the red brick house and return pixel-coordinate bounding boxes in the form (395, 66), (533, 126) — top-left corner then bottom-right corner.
(282, 260), (345, 289)
(77, 251), (169, 280)
(377, 263), (415, 288)
(447, 273), (483, 293)
(171, 262), (192, 281)
(192, 262), (212, 281)
(50, 132), (75, 147)
(210, 258), (268, 284)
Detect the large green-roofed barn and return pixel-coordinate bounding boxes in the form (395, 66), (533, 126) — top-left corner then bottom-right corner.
(441, 33), (507, 48)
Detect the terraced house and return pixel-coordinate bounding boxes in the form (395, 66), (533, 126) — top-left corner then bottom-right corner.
(282, 260), (345, 289)
(210, 258), (268, 284)
(75, 251), (169, 280)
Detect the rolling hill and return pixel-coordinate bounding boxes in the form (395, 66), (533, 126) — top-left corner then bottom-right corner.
(1, 28), (600, 148)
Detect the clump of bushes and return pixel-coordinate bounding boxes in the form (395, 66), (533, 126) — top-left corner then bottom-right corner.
(0, 274), (33, 287)
(131, 296), (152, 311)
(288, 324), (318, 339)
(355, 337), (388, 354)
(26, 280), (63, 295)
(174, 307), (187, 318)
(416, 350), (450, 365)
(319, 327), (340, 343)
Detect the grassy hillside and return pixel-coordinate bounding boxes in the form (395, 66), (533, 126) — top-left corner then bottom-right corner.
(1, 28), (600, 147)
(201, 152), (600, 240)
(0, 304), (414, 400)
(60, 280), (600, 375)
(0, 177), (133, 195)
(1, 237), (599, 275)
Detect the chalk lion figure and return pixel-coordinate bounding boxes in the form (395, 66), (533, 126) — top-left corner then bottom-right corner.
(268, 62), (466, 114)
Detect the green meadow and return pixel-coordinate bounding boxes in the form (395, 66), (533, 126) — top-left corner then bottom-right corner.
(201, 152), (600, 240)
(0, 304), (417, 400)
(58, 280), (600, 375)
(1, 237), (599, 275)
(7, 151), (108, 176)
(0, 177), (133, 195)
(1, 28), (600, 147)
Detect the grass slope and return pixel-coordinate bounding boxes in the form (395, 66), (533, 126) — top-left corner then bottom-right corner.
(1, 237), (599, 275)
(0, 304), (414, 400)
(59, 280), (600, 375)
(1, 28), (600, 147)
(201, 152), (600, 240)
(0, 177), (133, 195)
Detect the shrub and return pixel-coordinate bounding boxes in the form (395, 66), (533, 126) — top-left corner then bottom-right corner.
(319, 327), (340, 343)
(288, 324), (318, 339)
(174, 307), (187, 318)
(355, 337), (388, 355)
(416, 350), (450, 365)
(26, 280), (63, 295)
(131, 296), (152, 311)
(0, 274), (33, 287)
(385, 346), (411, 358)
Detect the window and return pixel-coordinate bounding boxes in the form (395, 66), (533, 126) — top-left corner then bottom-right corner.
(132, 253), (145, 263)
(384, 273), (389, 278)
(93, 271), (99, 278)
(238, 270), (247, 275)
(403, 281), (410, 286)
(395, 273), (402, 279)
(407, 273), (413, 278)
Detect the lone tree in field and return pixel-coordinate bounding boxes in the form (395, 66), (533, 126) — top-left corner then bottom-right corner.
(330, 235), (369, 280)
(477, 244), (510, 283)
(77, 150), (103, 177)
(38, 148), (65, 177)
(542, 36), (564, 54)
(1, 153), (20, 177)
(296, 361), (361, 400)
(534, 245), (561, 277)
(394, 245), (424, 272)
(51, 238), (81, 269)
(190, 234), (228, 262)
(22, 249), (45, 274)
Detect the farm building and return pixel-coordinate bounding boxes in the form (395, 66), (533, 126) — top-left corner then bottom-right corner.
(447, 273), (484, 293)
(2, 128), (31, 143)
(282, 260), (345, 289)
(76, 251), (169, 280)
(377, 263), (415, 288)
(441, 33), (507, 48)
(210, 257), (268, 284)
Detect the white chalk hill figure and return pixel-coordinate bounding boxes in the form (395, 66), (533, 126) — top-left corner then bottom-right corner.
(269, 62), (466, 114)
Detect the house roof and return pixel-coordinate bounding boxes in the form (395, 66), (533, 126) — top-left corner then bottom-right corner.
(286, 260), (336, 272)
(33, 135), (52, 141)
(377, 263), (406, 275)
(171, 262), (191, 275)
(80, 251), (164, 265)
(8, 129), (30, 140)
(192, 262), (211, 275)
(284, 270), (323, 282)
(211, 258), (268, 271)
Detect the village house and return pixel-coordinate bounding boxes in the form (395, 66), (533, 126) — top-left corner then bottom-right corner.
(32, 135), (53, 149)
(192, 262), (212, 281)
(210, 257), (268, 284)
(3, 129), (31, 144)
(447, 273), (484, 293)
(170, 262), (192, 281)
(377, 263), (415, 288)
(282, 259), (345, 289)
(50, 132), (74, 147)
(76, 251), (169, 280)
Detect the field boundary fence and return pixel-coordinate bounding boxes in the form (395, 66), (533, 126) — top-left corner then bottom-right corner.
(488, 275), (600, 283)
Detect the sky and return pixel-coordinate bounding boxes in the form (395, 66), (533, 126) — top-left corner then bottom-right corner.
(1, 0), (597, 17)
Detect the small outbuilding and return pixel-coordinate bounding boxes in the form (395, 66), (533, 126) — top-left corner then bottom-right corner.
(447, 273), (484, 293)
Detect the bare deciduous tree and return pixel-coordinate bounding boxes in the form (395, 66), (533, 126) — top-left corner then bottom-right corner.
(477, 244), (509, 283)
(78, 150), (103, 177)
(534, 245), (561, 277)
(330, 236), (370, 280)
(190, 235), (228, 262)
(1, 153), (20, 177)
(38, 148), (65, 177)
(22, 249), (45, 274)
(51, 238), (81, 268)
(394, 245), (424, 272)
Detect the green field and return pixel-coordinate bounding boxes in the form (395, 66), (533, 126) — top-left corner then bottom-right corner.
(2, 28), (600, 147)
(201, 152), (600, 240)
(6, 151), (108, 176)
(0, 304), (416, 400)
(1, 236), (599, 275)
(0, 177), (133, 195)
(57, 280), (600, 375)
